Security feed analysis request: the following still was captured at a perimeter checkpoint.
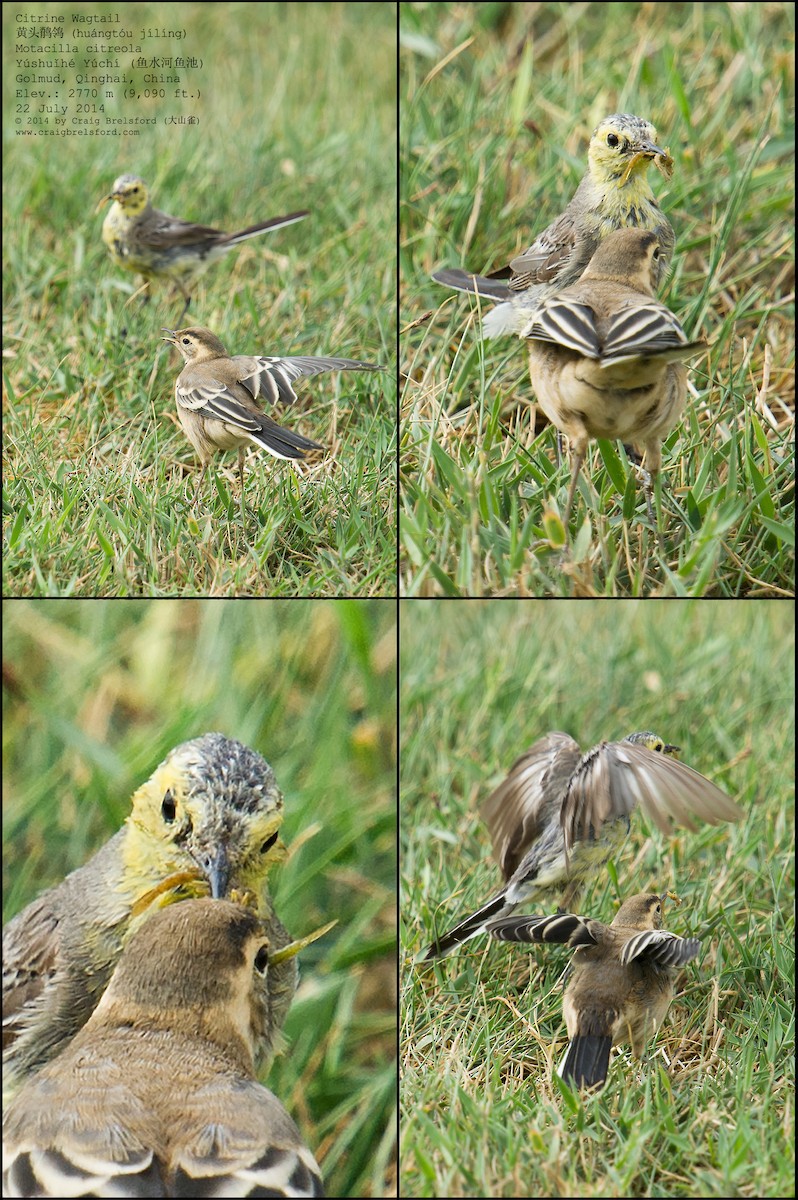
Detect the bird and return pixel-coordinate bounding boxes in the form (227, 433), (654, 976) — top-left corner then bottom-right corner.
(487, 892), (701, 1089)
(2, 898), (325, 1197)
(2, 733), (298, 1092)
(521, 227), (705, 530)
(432, 113), (675, 338)
(99, 173), (309, 320)
(161, 326), (382, 503)
(422, 731), (741, 960)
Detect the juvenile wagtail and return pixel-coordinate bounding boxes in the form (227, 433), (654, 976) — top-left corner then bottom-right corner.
(2, 899), (324, 1196)
(522, 227), (704, 529)
(488, 892), (701, 1090)
(161, 326), (382, 503)
(3, 734), (296, 1093)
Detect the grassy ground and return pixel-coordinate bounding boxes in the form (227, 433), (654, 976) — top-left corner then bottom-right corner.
(2, 598), (397, 1197)
(3, 2), (397, 597)
(400, 3), (794, 596)
(400, 599), (794, 1197)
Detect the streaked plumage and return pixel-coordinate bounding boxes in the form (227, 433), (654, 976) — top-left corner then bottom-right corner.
(423, 731), (740, 960)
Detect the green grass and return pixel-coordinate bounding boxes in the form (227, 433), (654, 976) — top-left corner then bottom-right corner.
(2, 598), (397, 1198)
(2, 2), (397, 596)
(400, 599), (794, 1197)
(400, 3), (794, 596)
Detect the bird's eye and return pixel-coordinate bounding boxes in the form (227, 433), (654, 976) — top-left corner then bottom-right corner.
(654, 902), (662, 915)
(161, 790), (177, 823)
(607, 133), (620, 147)
(254, 945), (269, 974)
(652, 247), (661, 261)
(261, 832), (278, 854)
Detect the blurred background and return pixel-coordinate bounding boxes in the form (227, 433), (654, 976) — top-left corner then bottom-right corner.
(2, 597), (397, 1197)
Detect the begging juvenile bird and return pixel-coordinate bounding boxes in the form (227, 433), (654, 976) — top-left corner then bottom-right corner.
(422, 731), (740, 960)
(99, 174), (308, 320)
(2, 899), (325, 1197)
(521, 227), (704, 530)
(161, 326), (382, 503)
(488, 892), (701, 1090)
(433, 113), (674, 338)
(3, 733), (297, 1093)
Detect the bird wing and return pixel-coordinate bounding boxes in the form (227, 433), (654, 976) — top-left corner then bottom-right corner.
(620, 929), (701, 967)
(2, 895), (61, 1050)
(520, 299), (602, 358)
(561, 740), (742, 851)
(175, 375), (322, 460)
(487, 910), (597, 948)
(601, 301), (698, 361)
(2, 1142), (161, 1198)
(171, 1076), (324, 1196)
(422, 885), (516, 960)
(141, 209), (226, 248)
(480, 733), (583, 880)
(231, 355), (381, 407)
(2, 1051), (164, 1197)
(507, 207), (582, 290)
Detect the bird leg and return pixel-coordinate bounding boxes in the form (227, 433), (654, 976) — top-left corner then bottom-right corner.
(564, 445), (586, 530)
(237, 447), (249, 520)
(191, 463), (208, 504)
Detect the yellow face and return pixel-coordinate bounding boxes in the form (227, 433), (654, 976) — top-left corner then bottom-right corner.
(107, 175), (150, 216)
(119, 736), (286, 911)
(588, 116), (670, 191)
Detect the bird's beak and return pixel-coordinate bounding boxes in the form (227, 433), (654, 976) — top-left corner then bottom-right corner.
(639, 139), (674, 179)
(94, 191), (114, 215)
(197, 845), (230, 899)
(663, 743), (681, 756)
(162, 328), (177, 345)
(639, 138), (667, 159)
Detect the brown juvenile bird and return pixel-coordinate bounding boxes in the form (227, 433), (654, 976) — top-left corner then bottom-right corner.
(433, 113), (675, 338)
(488, 892), (701, 1089)
(2, 733), (296, 1093)
(2, 899), (324, 1197)
(422, 731), (740, 960)
(161, 326), (382, 503)
(522, 227), (704, 530)
(99, 174), (309, 320)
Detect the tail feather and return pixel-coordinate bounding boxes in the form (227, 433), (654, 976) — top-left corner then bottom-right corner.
(423, 890), (514, 960)
(224, 211), (310, 243)
(250, 416), (322, 461)
(559, 1035), (612, 1089)
(432, 269), (513, 302)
